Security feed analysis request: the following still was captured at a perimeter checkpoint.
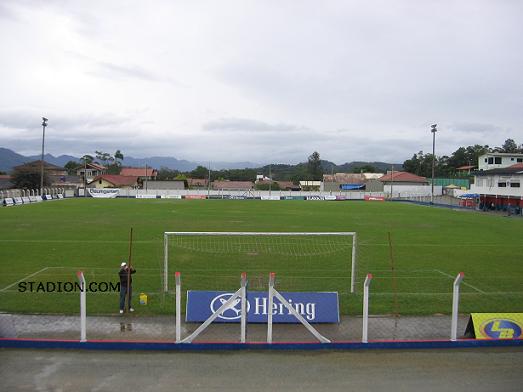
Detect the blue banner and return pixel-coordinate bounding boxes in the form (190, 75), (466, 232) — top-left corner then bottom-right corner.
(186, 291), (339, 323)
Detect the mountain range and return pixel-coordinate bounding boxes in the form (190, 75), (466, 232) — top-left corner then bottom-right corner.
(0, 147), (402, 174)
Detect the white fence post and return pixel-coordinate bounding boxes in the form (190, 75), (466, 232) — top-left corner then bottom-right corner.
(76, 271), (87, 342)
(240, 272), (247, 343)
(267, 272), (330, 344)
(267, 272), (275, 344)
(451, 272), (465, 341)
(163, 233), (169, 292)
(181, 274), (246, 343)
(175, 272), (181, 343)
(362, 273), (373, 343)
(351, 232), (358, 293)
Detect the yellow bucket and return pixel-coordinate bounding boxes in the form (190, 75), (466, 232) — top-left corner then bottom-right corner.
(139, 293), (148, 305)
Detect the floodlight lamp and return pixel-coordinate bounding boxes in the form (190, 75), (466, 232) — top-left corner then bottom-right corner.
(431, 124), (437, 131)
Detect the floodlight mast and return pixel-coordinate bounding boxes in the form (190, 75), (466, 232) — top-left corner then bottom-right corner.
(40, 117), (48, 195)
(431, 124), (437, 204)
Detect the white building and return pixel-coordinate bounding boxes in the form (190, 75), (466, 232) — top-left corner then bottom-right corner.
(470, 163), (523, 213)
(478, 152), (523, 171)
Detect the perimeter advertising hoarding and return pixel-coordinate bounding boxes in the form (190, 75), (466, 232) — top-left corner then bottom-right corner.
(186, 291), (339, 323)
(261, 196), (281, 200)
(467, 313), (523, 339)
(88, 188), (120, 198)
(364, 195), (385, 201)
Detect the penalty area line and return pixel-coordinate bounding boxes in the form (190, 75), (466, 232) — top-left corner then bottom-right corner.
(433, 269), (486, 294)
(0, 267), (50, 292)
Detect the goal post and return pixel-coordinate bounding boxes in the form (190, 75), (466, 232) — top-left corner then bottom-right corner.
(163, 231), (358, 294)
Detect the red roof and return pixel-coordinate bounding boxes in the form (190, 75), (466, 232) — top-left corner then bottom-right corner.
(456, 165), (475, 170)
(379, 171), (428, 183)
(87, 162), (107, 170)
(187, 178), (208, 186)
(120, 167), (157, 177)
(212, 181), (254, 190)
(90, 175), (138, 187)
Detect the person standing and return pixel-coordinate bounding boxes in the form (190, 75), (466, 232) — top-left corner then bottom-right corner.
(119, 261), (136, 314)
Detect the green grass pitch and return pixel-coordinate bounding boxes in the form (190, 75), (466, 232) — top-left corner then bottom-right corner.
(0, 198), (522, 316)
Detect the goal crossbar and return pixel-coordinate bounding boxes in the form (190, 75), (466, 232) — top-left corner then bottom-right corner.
(163, 231), (358, 293)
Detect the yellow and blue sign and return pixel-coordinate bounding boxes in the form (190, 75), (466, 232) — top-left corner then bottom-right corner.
(469, 313), (523, 339)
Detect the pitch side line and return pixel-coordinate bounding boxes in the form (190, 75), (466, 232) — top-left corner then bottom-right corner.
(433, 269), (486, 294)
(360, 243), (523, 248)
(0, 267), (50, 292)
(44, 266), (162, 271)
(0, 239), (157, 244)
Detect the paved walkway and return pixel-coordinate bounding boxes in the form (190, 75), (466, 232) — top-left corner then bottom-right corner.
(0, 313), (469, 342)
(1, 347), (522, 391)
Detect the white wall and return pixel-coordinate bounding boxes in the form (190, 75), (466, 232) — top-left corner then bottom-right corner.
(383, 184), (442, 197)
(471, 174), (523, 197)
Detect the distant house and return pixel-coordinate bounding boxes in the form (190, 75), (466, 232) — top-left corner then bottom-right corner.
(323, 173), (384, 192)
(256, 180), (300, 191)
(50, 175), (83, 189)
(0, 174), (12, 190)
(456, 165), (475, 176)
(299, 181), (321, 191)
(88, 175), (138, 189)
(144, 181), (185, 190)
(77, 162), (107, 182)
(187, 178), (209, 189)
(120, 167), (158, 181)
(212, 181), (254, 190)
(379, 171), (429, 185)
(13, 160), (67, 177)
(275, 181), (300, 191)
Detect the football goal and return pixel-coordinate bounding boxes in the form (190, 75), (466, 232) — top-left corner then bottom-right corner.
(162, 232), (358, 295)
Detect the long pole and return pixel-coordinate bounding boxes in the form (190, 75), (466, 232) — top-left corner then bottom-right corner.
(145, 164), (148, 193)
(126, 228), (133, 312)
(390, 164), (394, 199)
(208, 162), (211, 198)
(83, 158), (87, 196)
(431, 124), (437, 204)
(40, 117), (48, 195)
(269, 164), (272, 196)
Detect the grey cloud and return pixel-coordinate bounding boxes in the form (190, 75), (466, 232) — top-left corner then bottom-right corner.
(91, 62), (163, 82)
(0, 110), (131, 132)
(203, 118), (309, 134)
(87, 61), (185, 87)
(447, 122), (504, 135)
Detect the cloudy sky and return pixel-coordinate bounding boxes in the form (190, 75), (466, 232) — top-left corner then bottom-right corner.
(0, 0), (522, 164)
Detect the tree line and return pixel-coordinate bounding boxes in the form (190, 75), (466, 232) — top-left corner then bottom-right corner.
(10, 138), (522, 189)
(403, 138), (523, 178)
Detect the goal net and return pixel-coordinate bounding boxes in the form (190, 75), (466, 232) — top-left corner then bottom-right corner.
(163, 232), (358, 299)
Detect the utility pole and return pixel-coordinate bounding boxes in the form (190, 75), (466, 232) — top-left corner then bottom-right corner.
(431, 124), (438, 204)
(145, 163), (148, 193)
(40, 117), (48, 195)
(207, 162), (211, 198)
(269, 164), (272, 196)
(390, 164), (394, 199)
